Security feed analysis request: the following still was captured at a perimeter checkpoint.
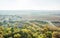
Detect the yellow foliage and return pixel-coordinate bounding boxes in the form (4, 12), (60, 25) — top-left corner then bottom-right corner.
(14, 28), (20, 33)
(21, 28), (32, 34)
(14, 33), (21, 38)
(6, 27), (11, 31)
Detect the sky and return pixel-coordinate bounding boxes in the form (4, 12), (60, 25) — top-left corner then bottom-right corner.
(0, 0), (60, 10)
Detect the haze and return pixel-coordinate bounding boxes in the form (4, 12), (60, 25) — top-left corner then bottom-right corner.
(0, 0), (60, 10)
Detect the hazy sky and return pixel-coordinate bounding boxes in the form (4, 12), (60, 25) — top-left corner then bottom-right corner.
(0, 0), (60, 10)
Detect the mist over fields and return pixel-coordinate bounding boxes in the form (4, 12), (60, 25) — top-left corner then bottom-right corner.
(0, 10), (60, 16)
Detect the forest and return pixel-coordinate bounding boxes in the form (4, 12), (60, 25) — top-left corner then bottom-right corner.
(0, 20), (60, 38)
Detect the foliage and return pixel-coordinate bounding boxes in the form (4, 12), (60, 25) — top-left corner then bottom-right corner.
(0, 21), (60, 38)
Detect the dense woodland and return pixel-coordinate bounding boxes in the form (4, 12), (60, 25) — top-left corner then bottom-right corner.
(0, 20), (60, 38)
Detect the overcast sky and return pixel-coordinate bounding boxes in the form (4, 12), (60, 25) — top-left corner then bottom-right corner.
(0, 0), (60, 10)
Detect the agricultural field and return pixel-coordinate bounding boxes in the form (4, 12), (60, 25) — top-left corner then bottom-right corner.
(0, 20), (60, 38)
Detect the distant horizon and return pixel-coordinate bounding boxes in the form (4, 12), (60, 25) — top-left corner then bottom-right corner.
(0, 10), (60, 16)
